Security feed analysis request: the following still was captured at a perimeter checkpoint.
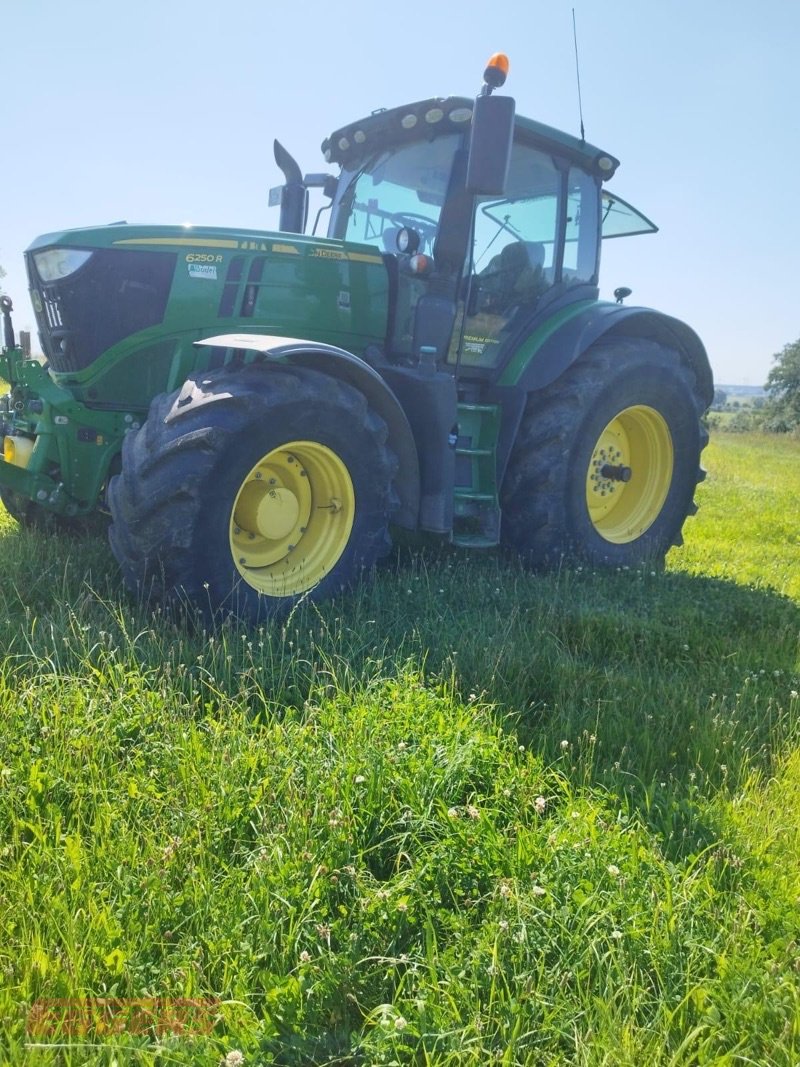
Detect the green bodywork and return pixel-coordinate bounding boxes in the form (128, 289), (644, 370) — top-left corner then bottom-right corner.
(2, 227), (391, 516)
(27, 225), (389, 409)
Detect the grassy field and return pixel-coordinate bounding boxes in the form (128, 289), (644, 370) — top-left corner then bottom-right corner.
(0, 431), (798, 1065)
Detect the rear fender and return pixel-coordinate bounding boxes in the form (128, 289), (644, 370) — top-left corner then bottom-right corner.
(509, 304), (714, 407)
(195, 334), (420, 528)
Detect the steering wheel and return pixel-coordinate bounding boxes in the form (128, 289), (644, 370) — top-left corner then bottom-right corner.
(390, 212), (437, 229)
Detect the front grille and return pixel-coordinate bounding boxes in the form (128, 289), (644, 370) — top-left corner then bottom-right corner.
(27, 248), (177, 373)
(42, 291), (63, 330)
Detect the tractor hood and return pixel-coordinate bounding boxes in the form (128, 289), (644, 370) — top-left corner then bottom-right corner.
(25, 224), (389, 380)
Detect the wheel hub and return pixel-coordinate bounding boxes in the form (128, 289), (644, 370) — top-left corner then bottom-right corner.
(599, 463), (632, 483)
(245, 485), (301, 540)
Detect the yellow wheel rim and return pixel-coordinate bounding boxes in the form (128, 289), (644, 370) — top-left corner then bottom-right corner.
(585, 405), (673, 544)
(229, 441), (355, 596)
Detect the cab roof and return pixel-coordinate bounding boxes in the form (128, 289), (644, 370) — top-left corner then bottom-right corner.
(322, 96), (619, 180)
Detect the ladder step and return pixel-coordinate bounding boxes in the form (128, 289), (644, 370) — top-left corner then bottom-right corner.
(455, 446), (493, 457)
(452, 532), (497, 548)
(454, 490), (496, 502)
(458, 402), (498, 413)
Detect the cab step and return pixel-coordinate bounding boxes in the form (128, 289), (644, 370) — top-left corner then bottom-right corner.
(452, 401), (501, 548)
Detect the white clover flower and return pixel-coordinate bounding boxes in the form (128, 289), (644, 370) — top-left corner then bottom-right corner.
(531, 885), (546, 897)
(299, 950), (311, 963)
(447, 807), (460, 818)
(560, 739), (569, 751)
(607, 864), (620, 877)
(225, 1052), (244, 1067)
(534, 795), (547, 815)
(611, 929), (623, 941)
(394, 1015), (408, 1031)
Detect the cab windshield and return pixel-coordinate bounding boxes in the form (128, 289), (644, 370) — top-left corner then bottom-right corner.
(328, 134), (461, 254)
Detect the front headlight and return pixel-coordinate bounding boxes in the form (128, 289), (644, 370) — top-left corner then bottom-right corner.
(33, 248), (93, 283)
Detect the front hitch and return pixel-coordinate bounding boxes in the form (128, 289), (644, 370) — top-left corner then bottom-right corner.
(1, 295), (15, 350)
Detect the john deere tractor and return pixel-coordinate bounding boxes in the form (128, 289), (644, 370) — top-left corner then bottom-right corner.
(0, 55), (711, 623)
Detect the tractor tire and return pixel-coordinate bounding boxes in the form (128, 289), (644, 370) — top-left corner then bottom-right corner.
(107, 365), (398, 623)
(500, 340), (708, 569)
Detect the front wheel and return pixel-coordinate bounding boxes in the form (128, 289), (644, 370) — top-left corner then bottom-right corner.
(500, 340), (709, 568)
(107, 365), (398, 623)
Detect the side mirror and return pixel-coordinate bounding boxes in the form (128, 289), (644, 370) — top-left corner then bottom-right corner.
(466, 93), (515, 196)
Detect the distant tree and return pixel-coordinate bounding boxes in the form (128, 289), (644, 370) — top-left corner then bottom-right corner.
(765, 338), (800, 429)
(712, 387), (728, 410)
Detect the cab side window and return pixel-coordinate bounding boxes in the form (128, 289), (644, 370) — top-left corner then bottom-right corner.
(564, 166), (599, 283)
(472, 144), (560, 315)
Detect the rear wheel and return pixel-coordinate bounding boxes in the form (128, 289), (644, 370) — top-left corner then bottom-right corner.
(108, 365), (398, 622)
(501, 340), (708, 568)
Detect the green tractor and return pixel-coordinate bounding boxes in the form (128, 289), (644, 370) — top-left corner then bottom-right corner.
(0, 55), (711, 623)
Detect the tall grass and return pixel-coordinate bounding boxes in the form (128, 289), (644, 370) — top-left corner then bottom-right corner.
(0, 431), (798, 1065)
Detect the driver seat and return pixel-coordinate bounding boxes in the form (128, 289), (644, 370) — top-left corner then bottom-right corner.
(481, 240), (546, 312)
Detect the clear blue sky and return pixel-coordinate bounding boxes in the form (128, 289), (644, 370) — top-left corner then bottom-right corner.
(2, 0), (797, 385)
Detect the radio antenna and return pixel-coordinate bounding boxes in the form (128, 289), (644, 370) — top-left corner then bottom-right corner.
(572, 8), (586, 142)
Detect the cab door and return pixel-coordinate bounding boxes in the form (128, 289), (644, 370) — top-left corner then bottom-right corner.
(450, 142), (600, 370)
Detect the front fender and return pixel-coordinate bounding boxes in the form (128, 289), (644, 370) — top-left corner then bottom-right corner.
(195, 333), (420, 528)
(501, 304), (714, 407)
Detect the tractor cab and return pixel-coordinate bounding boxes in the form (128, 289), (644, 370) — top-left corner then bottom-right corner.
(272, 56), (655, 383)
